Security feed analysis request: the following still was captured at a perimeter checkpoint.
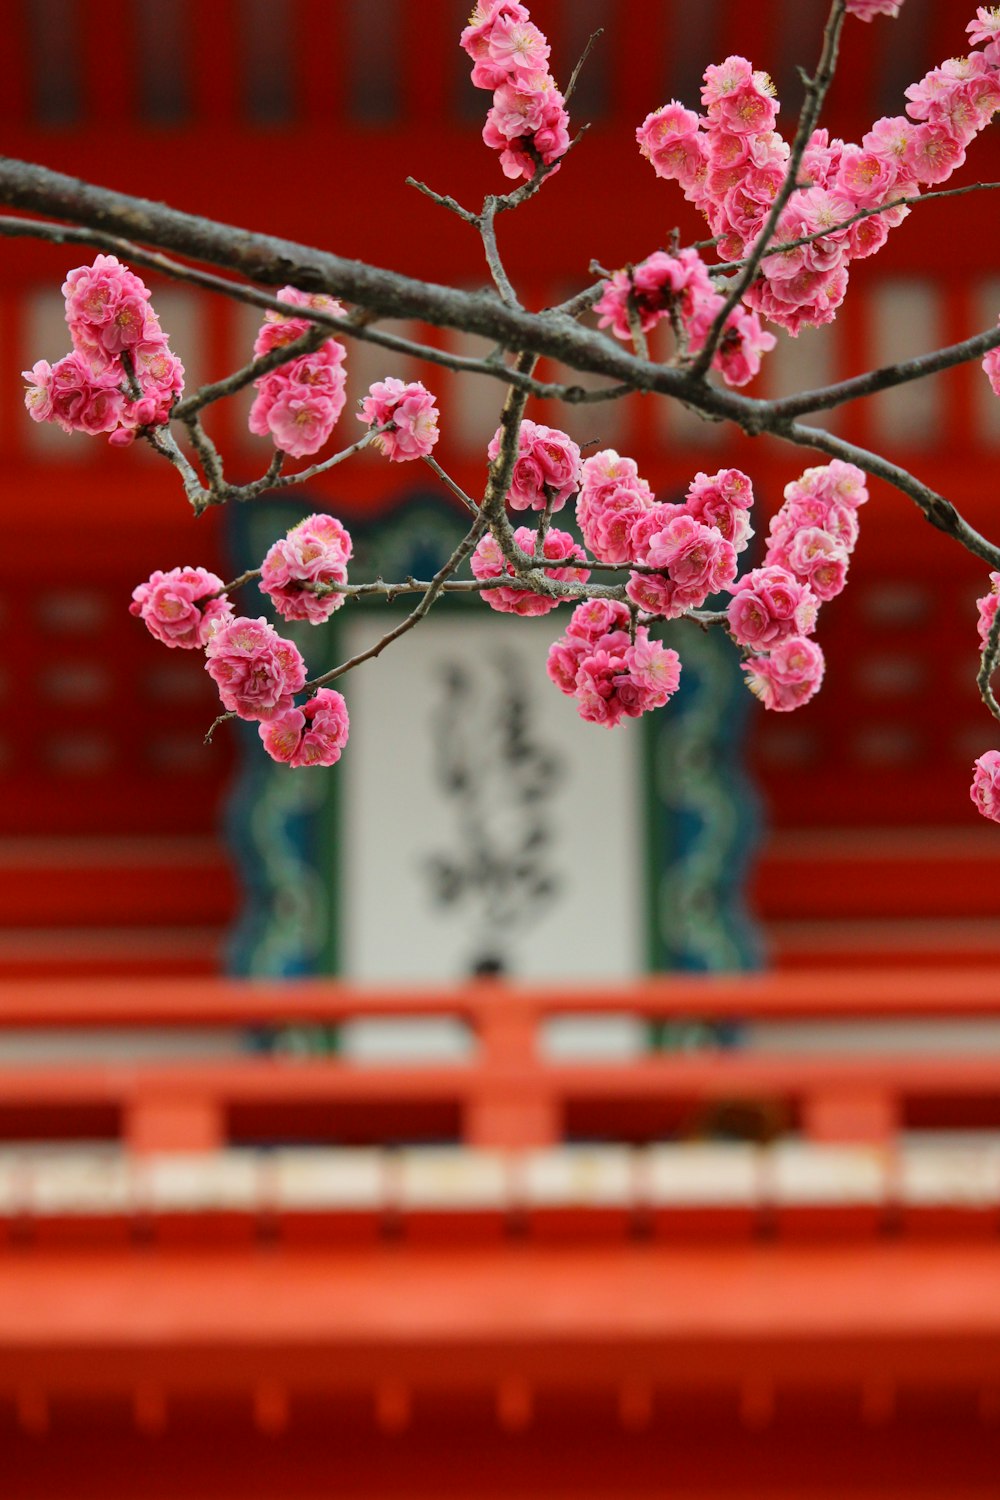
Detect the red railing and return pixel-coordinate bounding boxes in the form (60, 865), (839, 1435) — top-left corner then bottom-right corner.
(3, 971), (1000, 1152)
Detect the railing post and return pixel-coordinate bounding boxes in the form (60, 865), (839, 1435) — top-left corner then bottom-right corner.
(464, 998), (560, 1148)
(125, 1091), (225, 1155)
(802, 1088), (897, 1143)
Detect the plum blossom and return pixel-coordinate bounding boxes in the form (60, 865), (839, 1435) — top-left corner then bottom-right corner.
(977, 572), (1000, 649)
(204, 616), (307, 722)
(488, 420), (581, 511)
(547, 601), (681, 727)
(23, 254), (184, 445)
(627, 512), (738, 619)
(248, 286), (347, 459)
(260, 513), (353, 624)
(726, 566), (818, 649)
(260, 689), (350, 769)
(130, 567), (234, 649)
(462, 2), (570, 180)
(471, 525), (589, 616)
(845, 0), (905, 18)
(743, 635), (826, 712)
(358, 378), (440, 461)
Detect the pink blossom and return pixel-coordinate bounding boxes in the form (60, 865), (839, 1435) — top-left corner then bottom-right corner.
(358, 377), (440, 461)
(550, 617), (682, 727)
(628, 512), (737, 618)
(260, 513), (353, 624)
(594, 248), (715, 342)
(781, 527), (851, 601)
(726, 566), (818, 649)
(564, 598), (632, 644)
(636, 102), (703, 181)
(487, 420), (581, 510)
(743, 636), (825, 712)
(845, 0), (904, 16)
(471, 525), (589, 616)
(460, 2), (530, 63)
(576, 450), (654, 564)
(904, 121), (966, 184)
(204, 616), (307, 722)
(264, 387), (343, 460)
(62, 254), (157, 371)
(623, 636), (682, 705)
(968, 7), (1000, 49)
(22, 352), (125, 436)
(971, 750), (1000, 822)
(130, 567), (234, 649)
(685, 467), (755, 551)
(977, 572), (1000, 648)
(260, 689), (350, 769)
(249, 290), (347, 457)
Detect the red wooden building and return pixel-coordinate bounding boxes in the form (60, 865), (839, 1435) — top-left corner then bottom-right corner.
(2, 2), (1000, 1496)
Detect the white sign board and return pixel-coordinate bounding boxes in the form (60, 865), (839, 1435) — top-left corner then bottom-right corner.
(339, 612), (644, 981)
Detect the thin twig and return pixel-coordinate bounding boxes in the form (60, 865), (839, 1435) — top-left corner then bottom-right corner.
(304, 513), (491, 691)
(404, 178), (478, 224)
(422, 455), (480, 515)
(563, 28), (604, 104)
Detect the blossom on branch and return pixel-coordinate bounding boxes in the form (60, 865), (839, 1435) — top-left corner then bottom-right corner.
(358, 378), (440, 461)
(204, 616), (307, 722)
(260, 689), (350, 769)
(129, 567), (234, 650)
(260, 513), (353, 624)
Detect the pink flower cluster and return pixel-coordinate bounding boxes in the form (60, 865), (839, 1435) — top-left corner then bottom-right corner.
(547, 600), (682, 727)
(637, 18), (1000, 335)
(260, 513), (353, 624)
(488, 420), (582, 510)
(131, 557), (355, 770)
(260, 688), (350, 769)
(23, 254), (184, 445)
(575, 454), (751, 617)
(130, 567), (234, 650)
(204, 616), (307, 721)
(461, 2), (570, 181)
(248, 287), (347, 459)
(732, 459), (868, 712)
(471, 525), (589, 615)
(971, 749), (1000, 822)
(977, 571), (1000, 648)
(357, 378), (440, 461)
(594, 247), (776, 387)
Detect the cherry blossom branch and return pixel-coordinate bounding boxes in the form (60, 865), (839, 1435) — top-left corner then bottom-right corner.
(688, 0), (847, 379)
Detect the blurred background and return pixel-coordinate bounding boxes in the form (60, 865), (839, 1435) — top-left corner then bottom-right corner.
(2, 1), (1000, 1496)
